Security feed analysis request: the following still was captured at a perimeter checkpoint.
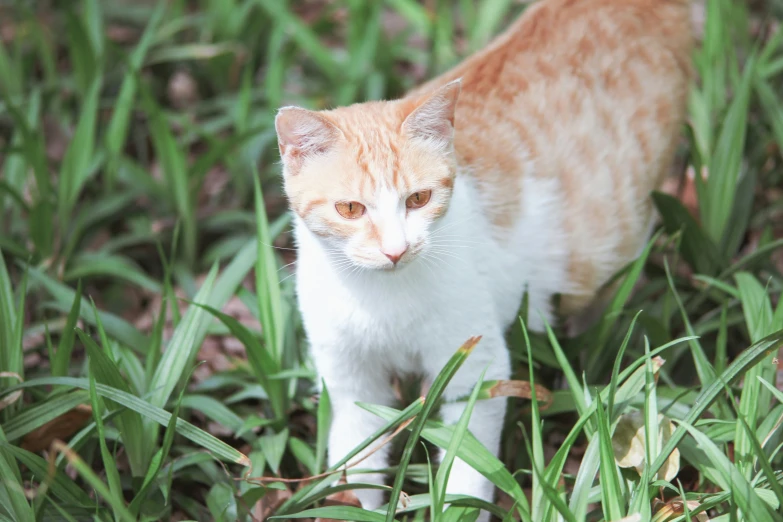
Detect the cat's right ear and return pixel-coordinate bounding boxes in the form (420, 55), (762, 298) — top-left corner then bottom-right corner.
(275, 107), (342, 175)
(402, 78), (462, 153)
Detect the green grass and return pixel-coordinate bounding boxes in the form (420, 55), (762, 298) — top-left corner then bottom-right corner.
(1, 0), (783, 520)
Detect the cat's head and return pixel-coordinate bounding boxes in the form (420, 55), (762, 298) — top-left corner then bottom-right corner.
(275, 80), (461, 271)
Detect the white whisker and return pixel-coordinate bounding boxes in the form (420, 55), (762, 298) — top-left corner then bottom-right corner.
(418, 254), (440, 279)
(426, 243), (475, 249)
(423, 252), (461, 273)
(277, 260), (297, 272)
(427, 249), (470, 266)
(278, 271), (298, 285)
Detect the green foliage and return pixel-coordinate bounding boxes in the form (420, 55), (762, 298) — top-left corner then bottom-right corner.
(0, 0), (782, 520)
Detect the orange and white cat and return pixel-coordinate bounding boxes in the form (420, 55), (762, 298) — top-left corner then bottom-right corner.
(275, 0), (691, 516)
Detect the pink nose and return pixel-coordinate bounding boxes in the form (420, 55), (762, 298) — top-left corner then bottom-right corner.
(382, 246), (407, 265)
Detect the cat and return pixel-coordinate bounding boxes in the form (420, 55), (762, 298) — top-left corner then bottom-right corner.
(273, 0), (692, 517)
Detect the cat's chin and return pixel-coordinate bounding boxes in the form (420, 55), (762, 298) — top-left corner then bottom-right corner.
(343, 255), (415, 272)
(366, 260), (413, 272)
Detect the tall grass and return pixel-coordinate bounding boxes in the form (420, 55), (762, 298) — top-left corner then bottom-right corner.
(0, 0), (782, 521)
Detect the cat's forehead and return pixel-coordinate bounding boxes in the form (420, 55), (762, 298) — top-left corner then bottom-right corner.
(327, 102), (414, 191)
(328, 102), (408, 151)
(326, 100), (409, 132)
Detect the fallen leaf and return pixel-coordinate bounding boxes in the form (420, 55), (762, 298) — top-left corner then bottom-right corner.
(21, 404), (93, 453)
(481, 379), (553, 409)
(612, 410), (680, 482)
(256, 481), (292, 521)
(652, 497), (710, 521)
(317, 477), (363, 522)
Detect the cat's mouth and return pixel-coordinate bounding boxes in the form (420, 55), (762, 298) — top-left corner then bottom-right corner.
(381, 262), (405, 271)
(369, 256), (412, 272)
(346, 246), (422, 272)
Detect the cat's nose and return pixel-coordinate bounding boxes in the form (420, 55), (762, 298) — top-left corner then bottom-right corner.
(382, 245), (408, 265)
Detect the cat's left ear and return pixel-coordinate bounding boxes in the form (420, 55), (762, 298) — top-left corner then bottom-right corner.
(402, 78), (461, 151)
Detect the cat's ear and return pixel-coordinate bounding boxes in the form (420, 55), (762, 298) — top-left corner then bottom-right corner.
(275, 107), (342, 174)
(402, 78), (461, 151)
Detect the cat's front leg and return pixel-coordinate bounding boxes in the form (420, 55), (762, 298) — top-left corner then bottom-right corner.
(426, 333), (511, 521)
(315, 347), (396, 511)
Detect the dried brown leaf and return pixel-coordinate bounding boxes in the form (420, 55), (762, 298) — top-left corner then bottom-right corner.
(21, 404), (93, 453)
(483, 379), (553, 409)
(256, 481), (292, 521)
(317, 476), (363, 522)
(652, 497), (710, 521)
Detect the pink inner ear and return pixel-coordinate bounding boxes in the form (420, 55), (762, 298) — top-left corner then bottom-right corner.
(275, 107), (341, 160)
(402, 79), (461, 147)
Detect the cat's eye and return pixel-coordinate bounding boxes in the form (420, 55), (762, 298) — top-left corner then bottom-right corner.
(335, 201), (366, 219)
(406, 190), (432, 209)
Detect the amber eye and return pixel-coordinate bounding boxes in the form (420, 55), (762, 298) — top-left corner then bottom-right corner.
(405, 190), (432, 209)
(335, 201), (366, 219)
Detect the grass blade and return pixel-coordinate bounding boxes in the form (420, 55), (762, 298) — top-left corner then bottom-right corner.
(736, 413), (783, 506)
(188, 301), (284, 419)
(105, 1), (166, 177)
(383, 336), (482, 522)
(315, 380), (331, 474)
(51, 281), (82, 378)
(1, 377), (250, 466)
(147, 264), (218, 409)
(51, 441), (135, 522)
(58, 77), (101, 226)
(650, 330), (783, 476)
(142, 87), (196, 265)
(664, 258), (730, 418)
(520, 319), (546, 520)
(253, 174), (285, 363)
(87, 374), (123, 518)
(78, 326), (147, 475)
(360, 401), (532, 519)
(64, 8), (97, 96)
(271, 506), (384, 521)
(0, 442), (93, 507)
(0, 427), (34, 522)
(596, 397), (624, 520)
(3, 391), (89, 441)
(255, 0), (340, 81)
(679, 420), (776, 522)
(652, 191), (723, 275)
(26, 265), (148, 352)
(434, 367), (486, 516)
(0, 250), (23, 416)
(276, 400), (424, 515)
(586, 232), (659, 378)
(129, 366), (193, 515)
(734, 272), (777, 477)
(701, 53), (756, 244)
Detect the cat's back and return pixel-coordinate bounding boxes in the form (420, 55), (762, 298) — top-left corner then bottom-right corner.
(416, 0), (692, 318)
